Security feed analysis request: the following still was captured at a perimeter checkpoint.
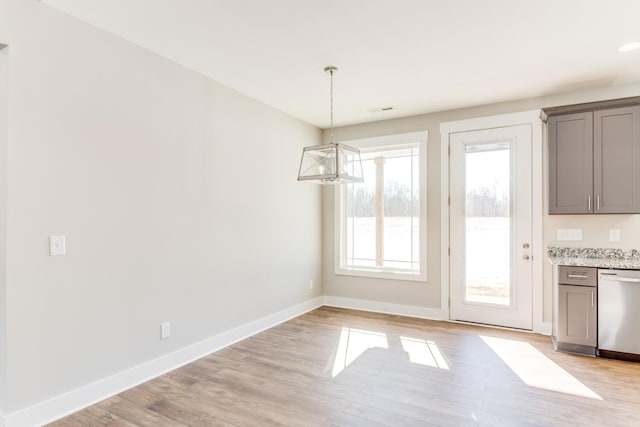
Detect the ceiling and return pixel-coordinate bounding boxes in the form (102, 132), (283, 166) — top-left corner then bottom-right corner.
(42, 0), (640, 128)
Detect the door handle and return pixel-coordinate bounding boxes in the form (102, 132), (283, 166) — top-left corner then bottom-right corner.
(522, 255), (530, 260)
(591, 291), (594, 307)
(567, 274), (588, 279)
(588, 195), (591, 211)
(522, 243), (530, 249)
(597, 195), (600, 211)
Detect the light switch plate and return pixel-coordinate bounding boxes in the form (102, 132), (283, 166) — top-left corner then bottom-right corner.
(609, 229), (621, 242)
(49, 235), (66, 256)
(557, 229), (582, 241)
(161, 322), (171, 340)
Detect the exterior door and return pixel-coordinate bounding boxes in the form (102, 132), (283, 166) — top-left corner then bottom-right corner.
(449, 124), (533, 330)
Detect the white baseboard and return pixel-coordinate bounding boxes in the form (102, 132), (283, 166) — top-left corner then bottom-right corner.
(324, 296), (553, 337)
(3, 297), (323, 427)
(323, 296), (443, 321)
(535, 321), (552, 336)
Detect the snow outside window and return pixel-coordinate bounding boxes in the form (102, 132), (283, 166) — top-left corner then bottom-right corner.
(336, 135), (427, 282)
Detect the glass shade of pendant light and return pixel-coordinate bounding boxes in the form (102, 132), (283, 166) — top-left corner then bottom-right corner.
(297, 67), (364, 184)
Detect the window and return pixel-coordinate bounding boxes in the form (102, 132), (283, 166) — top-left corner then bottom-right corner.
(336, 132), (427, 281)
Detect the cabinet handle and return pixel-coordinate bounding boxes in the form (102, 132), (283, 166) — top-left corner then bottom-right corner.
(591, 291), (594, 307)
(567, 274), (588, 279)
(588, 195), (591, 211)
(597, 195), (600, 211)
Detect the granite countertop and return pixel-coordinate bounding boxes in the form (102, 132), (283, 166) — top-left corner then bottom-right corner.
(547, 247), (640, 269)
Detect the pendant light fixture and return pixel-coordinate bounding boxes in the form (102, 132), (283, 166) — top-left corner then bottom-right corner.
(297, 66), (364, 184)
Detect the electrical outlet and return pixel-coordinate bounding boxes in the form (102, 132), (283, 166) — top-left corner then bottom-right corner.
(49, 235), (66, 256)
(609, 229), (621, 242)
(161, 322), (171, 340)
(557, 229), (582, 241)
(308, 279), (314, 290)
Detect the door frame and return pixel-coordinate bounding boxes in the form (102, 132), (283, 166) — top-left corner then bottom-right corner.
(440, 110), (546, 333)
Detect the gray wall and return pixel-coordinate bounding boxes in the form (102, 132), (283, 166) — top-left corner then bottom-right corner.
(323, 82), (640, 323)
(1, 0), (321, 413)
(0, 42), (8, 415)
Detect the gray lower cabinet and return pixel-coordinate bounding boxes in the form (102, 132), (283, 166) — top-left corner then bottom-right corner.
(548, 105), (640, 214)
(553, 266), (597, 356)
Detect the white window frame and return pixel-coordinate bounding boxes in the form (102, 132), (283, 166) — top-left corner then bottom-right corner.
(335, 131), (428, 282)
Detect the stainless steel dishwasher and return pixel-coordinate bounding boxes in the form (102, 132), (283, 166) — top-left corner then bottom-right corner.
(598, 269), (640, 361)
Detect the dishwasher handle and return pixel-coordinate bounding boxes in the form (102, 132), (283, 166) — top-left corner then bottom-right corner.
(599, 274), (640, 284)
(616, 277), (640, 284)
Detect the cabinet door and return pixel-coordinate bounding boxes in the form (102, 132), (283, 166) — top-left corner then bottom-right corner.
(557, 284), (596, 347)
(594, 106), (640, 213)
(548, 112), (593, 214)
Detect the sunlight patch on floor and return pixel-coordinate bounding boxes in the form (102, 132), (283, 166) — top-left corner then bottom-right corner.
(400, 336), (450, 369)
(480, 335), (602, 400)
(331, 327), (388, 377)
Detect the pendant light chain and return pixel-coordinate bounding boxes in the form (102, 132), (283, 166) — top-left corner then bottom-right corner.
(329, 68), (334, 144)
(325, 66), (338, 144)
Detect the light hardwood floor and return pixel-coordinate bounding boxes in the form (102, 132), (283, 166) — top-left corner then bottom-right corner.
(49, 307), (640, 426)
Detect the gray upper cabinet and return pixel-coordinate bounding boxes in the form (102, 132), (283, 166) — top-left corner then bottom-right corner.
(548, 104), (640, 214)
(594, 106), (640, 213)
(549, 112), (593, 214)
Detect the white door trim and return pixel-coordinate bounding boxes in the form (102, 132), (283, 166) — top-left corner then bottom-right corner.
(440, 110), (544, 333)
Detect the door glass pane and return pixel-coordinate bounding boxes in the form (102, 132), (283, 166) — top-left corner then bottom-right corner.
(464, 142), (511, 306)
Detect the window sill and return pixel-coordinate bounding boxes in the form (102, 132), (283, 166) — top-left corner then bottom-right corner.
(335, 267), (427, 282)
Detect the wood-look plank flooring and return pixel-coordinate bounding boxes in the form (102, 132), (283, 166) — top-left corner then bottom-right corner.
(48, 307), (640, 426)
